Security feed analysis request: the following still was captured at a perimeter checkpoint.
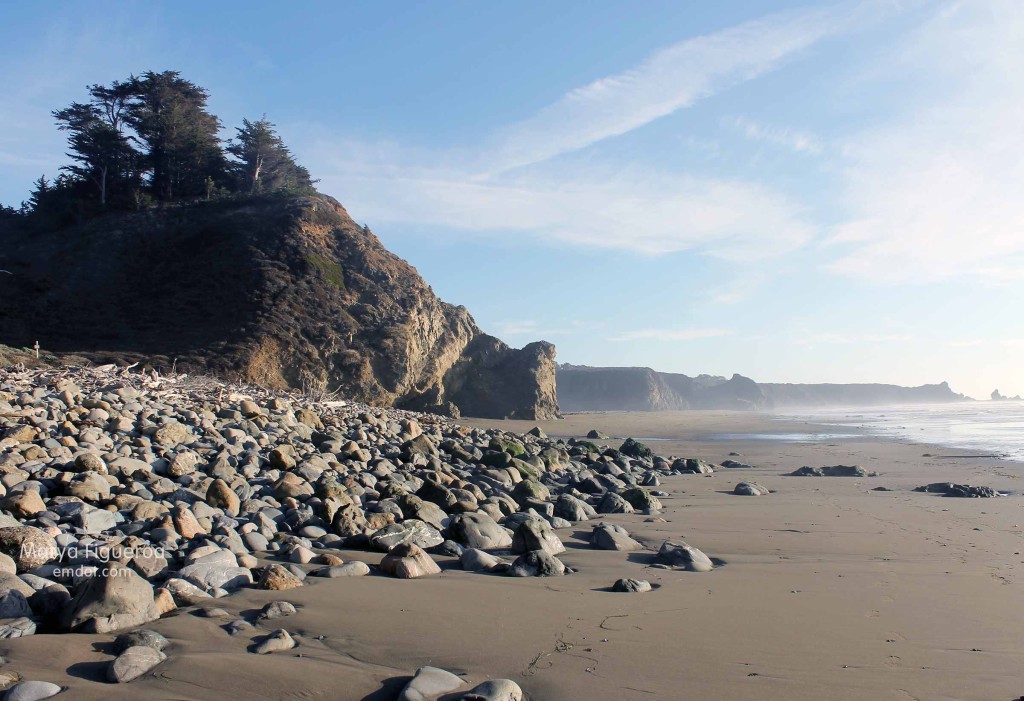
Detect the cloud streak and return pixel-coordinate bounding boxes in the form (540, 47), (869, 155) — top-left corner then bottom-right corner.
(488, 5), (852, 173)
(607, 328), (733, 342)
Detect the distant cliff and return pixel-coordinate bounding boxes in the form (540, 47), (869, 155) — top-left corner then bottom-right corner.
(760, 381), (967, 407)
(557, 365), (967, 411)
(557, 365), (769, 411)
(0, 194), (559, 420)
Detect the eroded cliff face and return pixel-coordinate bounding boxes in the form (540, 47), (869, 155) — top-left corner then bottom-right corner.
(0, 194), (559, 419)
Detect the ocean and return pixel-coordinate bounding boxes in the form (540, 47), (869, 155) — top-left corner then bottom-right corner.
(778, 400), (1024, 462)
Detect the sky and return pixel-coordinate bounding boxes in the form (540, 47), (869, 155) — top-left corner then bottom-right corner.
(1, 0), (1022, 399)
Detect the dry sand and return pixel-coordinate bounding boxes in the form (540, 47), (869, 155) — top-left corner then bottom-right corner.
(6, 411), (1023, 700)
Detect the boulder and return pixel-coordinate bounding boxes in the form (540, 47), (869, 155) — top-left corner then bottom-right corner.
(62, 566), (160, 633)
(369, 520), (443, 552)
(258, 564), (303, 591)
(462, 679), (524, 701)
(734, 481), (770, 496)
(446, 512), (512, 550)
(656, 540), (713, 572)
(612, 578), (652, 593)
(108, 645), (166, 683)
(380, 543), (440, 579)
(398, 666), (465, 701)
(508, 550), (565, 577)
(0, 527), (58, 572)
(591, 524), (641, 551)
(511, 519), (564, 555)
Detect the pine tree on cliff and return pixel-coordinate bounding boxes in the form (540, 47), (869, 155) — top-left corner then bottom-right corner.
(227, 116), (315, 194)
(52, 80), (139, 208)
(124, 71), (225, 200)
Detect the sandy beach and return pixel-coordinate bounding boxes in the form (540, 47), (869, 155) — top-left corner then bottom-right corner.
(3, 409), (1020, 700)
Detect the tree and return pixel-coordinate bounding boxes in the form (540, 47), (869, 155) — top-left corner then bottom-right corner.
(27, 175), (50, 213)
(125, 71), (225, 200)
(227, 116), (315, 194)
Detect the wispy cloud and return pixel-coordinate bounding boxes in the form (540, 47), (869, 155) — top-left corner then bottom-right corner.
(828, 1), (1024, 283)
(727, 115), (823, 155)
(607, 328), (733, 342)
(488, 4), (857, 173)
(321, 165), (814, 258)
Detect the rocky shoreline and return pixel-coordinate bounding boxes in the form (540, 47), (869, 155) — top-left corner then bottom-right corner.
(0, 364), (724, 699)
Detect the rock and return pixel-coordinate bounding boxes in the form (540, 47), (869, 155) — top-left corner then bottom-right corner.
(508, 550), (565, 577)
(258, 564), (303, 591)
(553, 494), (595, 522)
(113, 629), (169, 654)
(1, 492), (45, 519)
(205, 479), (240, 515)
(178, 563), (253, 592)
(721, 459), (752, 468)
(380, 543), (440, 579)
(254, 628), (296, 654)
(612, 578), (651, 593)
(462, 679), (524, 701)
(460, 548), (502, 572)
(734, 481), (770, 496)
(0, 590), (32, 619)
(0, 527), (58, 571)
(597, 492), (634, 514)
(656, 540), (714, 572)
(398, 666), (465, 701)
(915, 483), (999, 498)
(312, 561), (370, 578)
(619, 438), (653, 459)
(0, 618), (36, 639)
(153, 421), (191, 446)
(586, 430), (609, 440)
(258, 601), (297, 620)
(4, 681), (63, 701)
(591, 524), (641, 551)
(446, 512), (512, 550)
(672, 458), (715, 474)
(620, 487), (661, 512)
(107, 645), (166, 683)
(790, 465), (871, 477)
(511, 519), (564, 555)
(369, 520), (443, 552)
(62, 566), (160, 633)
(402, 435), (438, 460)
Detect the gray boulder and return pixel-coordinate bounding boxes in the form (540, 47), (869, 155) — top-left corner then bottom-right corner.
(656, 540), (714, 572)
(446, 512), (512, 550)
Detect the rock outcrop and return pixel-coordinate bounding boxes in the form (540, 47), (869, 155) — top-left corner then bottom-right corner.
(0, 194), (558, 420)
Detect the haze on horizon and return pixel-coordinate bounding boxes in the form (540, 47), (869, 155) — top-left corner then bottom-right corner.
(2, 0), (1021, 400)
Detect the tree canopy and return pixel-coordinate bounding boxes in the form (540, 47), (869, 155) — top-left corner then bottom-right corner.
(6, 70), (317, 225)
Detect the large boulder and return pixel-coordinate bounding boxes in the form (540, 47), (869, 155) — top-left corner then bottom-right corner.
(62, 566), (160, 633)
(510, 520), (564, 556)
(398, 666), (465, 701)
(369, 520), (443, 552)
(446, 512), (512, 550)
(0, 527), (59, 572)
(380, 543), (440, 579)
(590, 524), (641, 551)
(656, 540), (714, 572)
(508, 550), (565, 577)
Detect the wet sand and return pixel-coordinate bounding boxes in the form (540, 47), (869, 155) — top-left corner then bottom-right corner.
(6, 411), (1023, 700)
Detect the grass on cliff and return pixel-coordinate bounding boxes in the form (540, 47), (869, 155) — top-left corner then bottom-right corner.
(306, 253), (345, 290)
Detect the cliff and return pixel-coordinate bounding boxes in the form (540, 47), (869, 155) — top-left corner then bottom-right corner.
(556, 365), (769, 411)
(557, 365), (966, 411)
(0, 194), (559, 420)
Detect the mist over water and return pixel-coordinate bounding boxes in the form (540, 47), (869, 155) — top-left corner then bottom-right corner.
(781, 401), (1024, 462)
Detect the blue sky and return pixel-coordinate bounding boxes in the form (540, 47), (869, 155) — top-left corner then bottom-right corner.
(2, 1), (1022, 399)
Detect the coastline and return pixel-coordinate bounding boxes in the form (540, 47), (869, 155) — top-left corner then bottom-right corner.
(4, 410), (1019, 700)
